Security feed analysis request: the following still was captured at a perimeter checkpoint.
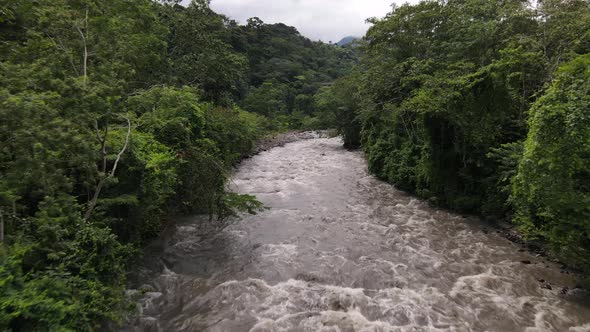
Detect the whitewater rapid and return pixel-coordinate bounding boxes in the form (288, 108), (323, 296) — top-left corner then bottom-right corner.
(126, 137), (590, 332)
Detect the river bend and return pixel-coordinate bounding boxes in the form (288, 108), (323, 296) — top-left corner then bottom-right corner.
(128, 137), (590, 332)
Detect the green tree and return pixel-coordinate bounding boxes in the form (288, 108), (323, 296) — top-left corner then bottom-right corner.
(513, 54), (590, 273)
(160, 0), (248, 103)
(346, 0), (589, 214)
(243, 82), (289, 117)
(0, 0), (269, 328)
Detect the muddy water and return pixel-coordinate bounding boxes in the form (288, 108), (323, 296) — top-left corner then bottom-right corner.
(127, 137), (590, 332)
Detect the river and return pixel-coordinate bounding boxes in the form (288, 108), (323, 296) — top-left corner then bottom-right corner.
(126, 137), (590, 332)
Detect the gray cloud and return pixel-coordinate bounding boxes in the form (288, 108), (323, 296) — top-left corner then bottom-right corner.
(208, 0), (420, 42)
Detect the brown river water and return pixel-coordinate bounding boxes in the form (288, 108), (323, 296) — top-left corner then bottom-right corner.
(125, 136), (590, 332)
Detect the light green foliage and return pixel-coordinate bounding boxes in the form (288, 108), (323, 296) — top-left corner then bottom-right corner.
(204, 106), (269, 164)
(513, 54), (590, 272)
(107, 86), (264, 239)
(217, 193), (266, 222)
(129, 86), (206, 150)
(128, 86), (266, 219)
(102, 129), (178, 241)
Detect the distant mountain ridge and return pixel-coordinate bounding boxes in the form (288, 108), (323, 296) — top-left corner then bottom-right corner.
(336, 36), (360, 46)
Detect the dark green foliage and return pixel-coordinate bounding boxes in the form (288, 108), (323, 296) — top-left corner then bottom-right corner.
(356, 0), (552, 212)
(345, 0), (589, 210)
(228, 17), (358, 126)
(0, 0), (284, 329)
(243, 82), (289, 117)
(160, 1), (248, 103)
(314, 74), (362, 147)
(0, 196), (131, 331)
(336, 0), (590, 273)
(485, 142), (523, 217)
(1, 0), (589, 327)
(513, 54), (590, 273)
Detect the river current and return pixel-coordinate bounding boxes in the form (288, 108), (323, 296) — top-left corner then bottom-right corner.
(126, 137), (590, 332)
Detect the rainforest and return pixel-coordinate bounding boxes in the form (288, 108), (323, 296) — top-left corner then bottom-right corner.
(0, 0), (589, 330)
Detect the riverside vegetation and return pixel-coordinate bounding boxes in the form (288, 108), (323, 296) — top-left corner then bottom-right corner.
(0, 0), (589, 330)
(0, 0), (355, 329)
(328, 0), (590, 280)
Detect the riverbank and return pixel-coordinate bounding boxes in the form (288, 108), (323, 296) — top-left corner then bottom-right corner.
(427, 204), (588, 291)
(487, 219), (589, 291)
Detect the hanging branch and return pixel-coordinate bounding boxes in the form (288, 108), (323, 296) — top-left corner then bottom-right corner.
(84, 115), (131, 221)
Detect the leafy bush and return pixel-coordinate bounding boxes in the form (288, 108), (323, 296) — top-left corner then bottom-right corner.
(513, 54), (590, 272)
(0, 196), (131, 331)
(128, 86), (267, 218)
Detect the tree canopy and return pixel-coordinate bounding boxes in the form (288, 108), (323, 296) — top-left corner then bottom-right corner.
(333, 0), (590, 274)
(0, 0), (354, 329)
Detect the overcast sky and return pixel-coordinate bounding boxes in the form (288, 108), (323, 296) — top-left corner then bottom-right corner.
(208, 0), (420, 42)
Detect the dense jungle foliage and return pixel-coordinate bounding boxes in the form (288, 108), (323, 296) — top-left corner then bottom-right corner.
(0, 0), (354, 329)
(2, 0), (589, 328)
(328, 0), (590, 275)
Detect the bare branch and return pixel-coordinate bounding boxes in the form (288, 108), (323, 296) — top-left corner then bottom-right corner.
(84, 178), (104, 221)
(84, 115), (132, 221)
(109, 115), (131, 177)
(75, 7), (89, 85)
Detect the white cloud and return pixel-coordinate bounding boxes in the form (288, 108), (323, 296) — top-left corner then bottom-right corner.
(207, 0), (420, 42)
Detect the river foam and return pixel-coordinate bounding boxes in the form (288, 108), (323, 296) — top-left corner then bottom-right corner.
(124, 137), (590, 332)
